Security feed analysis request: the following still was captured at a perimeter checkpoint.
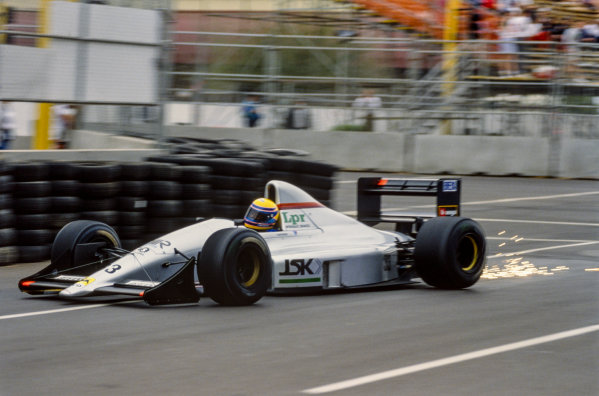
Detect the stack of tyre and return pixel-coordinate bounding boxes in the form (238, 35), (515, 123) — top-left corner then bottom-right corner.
(266, 157), (337, 208)
(117, 162), (151, 250)
(203, 158), (266, 219)
(49, 161), (82, 233)
(0, 160), (17, 266)
(166, 137), (254, 157)
(0, 139), (337, 265)
(11, 162), (54, 263)
(156, 137), (337, 209)
(144, 162), (184, 242)
(77, 162), (121, 228)
(178, 164), (213, 226)
(147, 155), (266, 220)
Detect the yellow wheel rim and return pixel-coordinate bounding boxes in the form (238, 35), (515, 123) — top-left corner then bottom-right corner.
(239, 245), (261, 288)
(461, 235), (479, 272)
(242, 259), (260, 287)
(96, 229), (118, 247)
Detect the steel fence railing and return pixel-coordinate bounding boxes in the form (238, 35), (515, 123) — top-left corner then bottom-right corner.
(165, 32), (599, 138)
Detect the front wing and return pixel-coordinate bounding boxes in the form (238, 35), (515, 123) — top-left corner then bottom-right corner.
(18, 256), (200, 305)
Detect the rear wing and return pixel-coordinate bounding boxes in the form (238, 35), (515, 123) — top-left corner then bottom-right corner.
(357, 177), (461, 234)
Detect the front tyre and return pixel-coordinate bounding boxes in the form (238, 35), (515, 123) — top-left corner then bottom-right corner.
(19, 220), (121, 293)
(52, 220), (121, 268)
(199, 228), (272, 306)
(414, 217), (486, 289)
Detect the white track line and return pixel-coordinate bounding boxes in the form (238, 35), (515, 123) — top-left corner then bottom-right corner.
(0, 300), (138, 321)
(303, 324), (599, 394)
(405, 191), (599, 210)
(0, 303), (113, 320)
(487, 241), (599, 259)
(486, 237), (597, 243)
(476, 218), (599, 227)
(464, 191), (599, 205)
(341, 190), (599, 218)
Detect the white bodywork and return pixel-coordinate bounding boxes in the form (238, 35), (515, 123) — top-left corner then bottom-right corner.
(59, 180), (412, 298)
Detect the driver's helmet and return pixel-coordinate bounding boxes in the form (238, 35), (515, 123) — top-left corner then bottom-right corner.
(244, 198), (279, 231)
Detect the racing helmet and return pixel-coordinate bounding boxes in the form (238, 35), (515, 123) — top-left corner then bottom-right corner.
(244, 198), (279, 231)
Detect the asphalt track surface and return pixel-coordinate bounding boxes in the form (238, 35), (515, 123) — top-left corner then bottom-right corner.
(1, 173), (598, 396)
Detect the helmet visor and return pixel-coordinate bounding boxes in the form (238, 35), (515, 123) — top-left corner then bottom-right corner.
(245, 207), (277, 223)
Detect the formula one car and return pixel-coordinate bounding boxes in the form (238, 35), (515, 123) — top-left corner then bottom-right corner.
(19, 178), (486, 306)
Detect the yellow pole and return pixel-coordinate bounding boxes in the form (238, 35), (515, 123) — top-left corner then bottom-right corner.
(441, 0), (460, 135)
(33, 0), (52, 149)
(0, 5), (7, 44)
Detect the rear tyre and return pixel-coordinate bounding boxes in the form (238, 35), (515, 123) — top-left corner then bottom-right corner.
(199, 228), (271, 306)
(414, 217), (486, 289)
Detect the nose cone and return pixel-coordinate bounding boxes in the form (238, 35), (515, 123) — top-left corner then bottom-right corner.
(59, 278), (96, 298)
(59, 286), (88, 298)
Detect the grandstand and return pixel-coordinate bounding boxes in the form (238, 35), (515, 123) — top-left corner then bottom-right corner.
(345, 0), (445, 39)
(339, 1), (599, 39)
(185, 0), (599, 81)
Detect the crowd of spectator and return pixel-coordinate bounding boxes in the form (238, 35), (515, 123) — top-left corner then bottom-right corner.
(465, 0), (599, 78)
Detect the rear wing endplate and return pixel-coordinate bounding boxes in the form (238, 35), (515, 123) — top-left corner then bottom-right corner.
(357, 177), (461, 233)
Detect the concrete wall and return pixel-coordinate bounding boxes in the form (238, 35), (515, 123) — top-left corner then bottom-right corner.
(1, 131), (163, 162)
(558, 138), (599, 179)
(411, 135), (550, 176)
(69, 129), (157, 150)
(1, 127), (596, 179)
(5, 129), (156, 150)
(168, 126), (406, 171)
(0, 148), (164, 163)
(162, 125), (597, 179)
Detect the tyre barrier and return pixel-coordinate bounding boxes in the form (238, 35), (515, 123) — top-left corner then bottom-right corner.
(11, 162), (52, 263)
(0, 159), (17, 266)
(117, 162), (151, 250)
(150, 136), (337, 214)
(0, 139), (336, 265)
(266, 157), (336, 208)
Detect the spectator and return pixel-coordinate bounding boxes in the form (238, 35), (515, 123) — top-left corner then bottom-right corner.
(285, 100), (312, 130)
(467, 7), (483, 39)
(51, 104), (77, 149)
(581, 23), (599, 43)
(0, 101), (15, 150)
(241, 95), (261, 128)
(497, 7), (533, 76)
(529, 8), (554, 43)
(352, 89), (382, 131)
(481, 0), (496, 10)
(582, 0), (597, 12)
(561, 20), (586, 81)
(550, 17), (569, 42)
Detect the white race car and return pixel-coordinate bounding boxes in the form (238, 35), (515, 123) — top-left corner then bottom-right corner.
(19, 178), (486, 306)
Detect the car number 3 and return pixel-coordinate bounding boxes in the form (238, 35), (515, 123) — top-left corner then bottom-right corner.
(105, 264), (122, 274)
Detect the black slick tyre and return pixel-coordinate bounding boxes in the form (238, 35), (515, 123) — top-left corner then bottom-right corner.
(0, 246), (18, 266)
(11, 162), (49, 181)
(80, 210), (119, 226)
(119, 162), (151, 180)
(0, 228), (17, 246)
(51, 220), (121, 270)
(18, 245), (51, 263)
(199, 227), (271, 306)
(76, 162), (121, 182)
(147, 200), (183, 217)
(414, 217), (486, 289)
